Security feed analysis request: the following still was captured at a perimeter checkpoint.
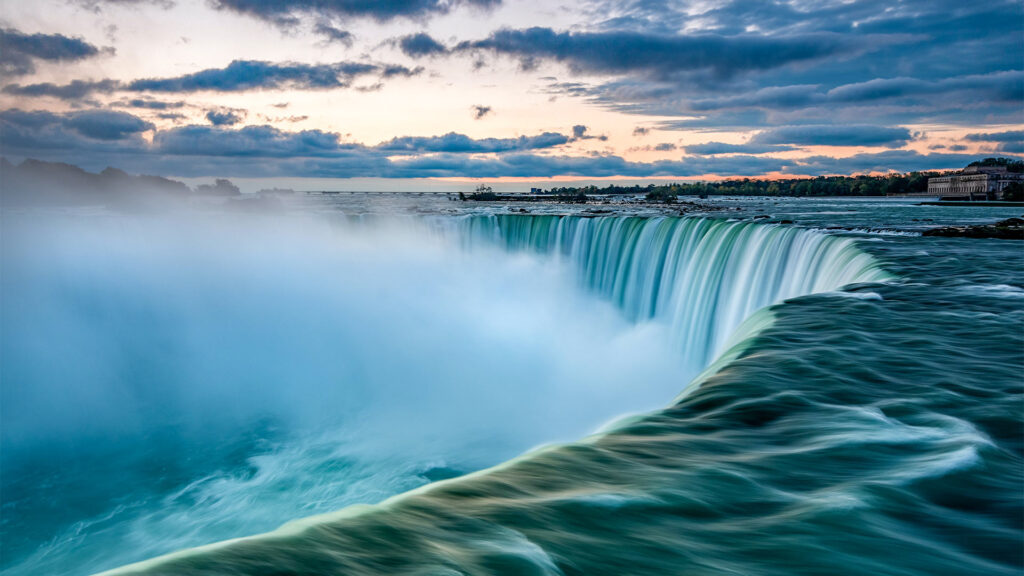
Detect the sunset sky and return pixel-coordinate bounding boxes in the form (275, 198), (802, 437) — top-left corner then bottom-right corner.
(1, 0), (1022, 191)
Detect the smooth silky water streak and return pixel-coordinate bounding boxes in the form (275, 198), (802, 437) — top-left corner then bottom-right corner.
(439, 215), (893, 370)
(100, 215), (895, 576)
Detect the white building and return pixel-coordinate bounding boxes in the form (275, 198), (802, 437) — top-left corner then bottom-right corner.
(927, 166), (1024, 200)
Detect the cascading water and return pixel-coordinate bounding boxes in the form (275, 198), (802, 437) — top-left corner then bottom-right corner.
(79, 211), (896, 576)
(448, 214), (891, 368)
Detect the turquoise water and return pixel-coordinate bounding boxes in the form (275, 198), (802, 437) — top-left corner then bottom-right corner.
(1, 196), (1021, 575)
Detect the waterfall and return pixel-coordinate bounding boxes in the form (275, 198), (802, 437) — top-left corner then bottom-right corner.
(447, 214), (892, 368)
(98, 214), (897, 576)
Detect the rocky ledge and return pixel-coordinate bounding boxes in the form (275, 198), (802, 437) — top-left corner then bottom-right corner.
(922, 217), (1024, 239)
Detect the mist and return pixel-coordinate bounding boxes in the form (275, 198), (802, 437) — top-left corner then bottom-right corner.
(1, 203), (692, 574)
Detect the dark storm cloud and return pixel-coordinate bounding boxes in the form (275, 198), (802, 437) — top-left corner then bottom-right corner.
(376, 131), (569, 154)
(127, 60), (421, 92)
(211, 0), (500, 27)
(0, 28), (107, 76)
(684, 142), (796, 155)
(751, 125), (913, 148)
(2, 79), (121, 100)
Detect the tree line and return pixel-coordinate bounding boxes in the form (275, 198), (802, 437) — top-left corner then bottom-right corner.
(537, 158), (1024, 201)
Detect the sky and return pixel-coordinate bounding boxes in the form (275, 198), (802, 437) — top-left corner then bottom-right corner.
(0, 0), (1022, 191)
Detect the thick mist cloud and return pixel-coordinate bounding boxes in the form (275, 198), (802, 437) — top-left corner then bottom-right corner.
(0, 27), (107, 76)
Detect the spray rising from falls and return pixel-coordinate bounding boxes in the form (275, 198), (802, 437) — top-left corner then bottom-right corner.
(450, 214), (891, 368)
(98, 213), (894, 576)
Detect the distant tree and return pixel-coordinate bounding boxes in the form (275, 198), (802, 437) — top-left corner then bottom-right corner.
(195, 178), (241, 196)
(969, 157), (1024, 173)
(1002, 182), (1024, 201)
(468, 184), (497, 200)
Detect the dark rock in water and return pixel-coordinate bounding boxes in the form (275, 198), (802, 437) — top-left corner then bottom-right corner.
(778, 219), (795, 224)
(922, 217), (1024, 239)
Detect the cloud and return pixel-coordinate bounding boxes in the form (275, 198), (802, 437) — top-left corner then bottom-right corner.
(632, 126), (649, 136)
(751, 125), (912, 148)
(211, 0), (500, 27)
(115, 98), (186, 110)
(683, 142), (796, 155)
(570, 124), (607, 142)
(4, 110), (1018, 180)
(72, 0), (175, 11)
(471, 105), (492, 119)
(313, 22), (353, 46)
(376, 131), (568, 154)
(0, 108), (153, 150)
(206, 109), (244, 126)
(999, 142), (1024, 154)
(0, 27), (108, 76)
(62, 109), (155, 140)
(397, 33), (448, 57)
(964, 130), (1024, 143)
(525, 1), (1022, 130)
(127, 59), (421, 92)
(152, 124), (351, 157)
(782, 150), (992, 175)
(2, 79), (121, 100)
(456, 27), (859, 79)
